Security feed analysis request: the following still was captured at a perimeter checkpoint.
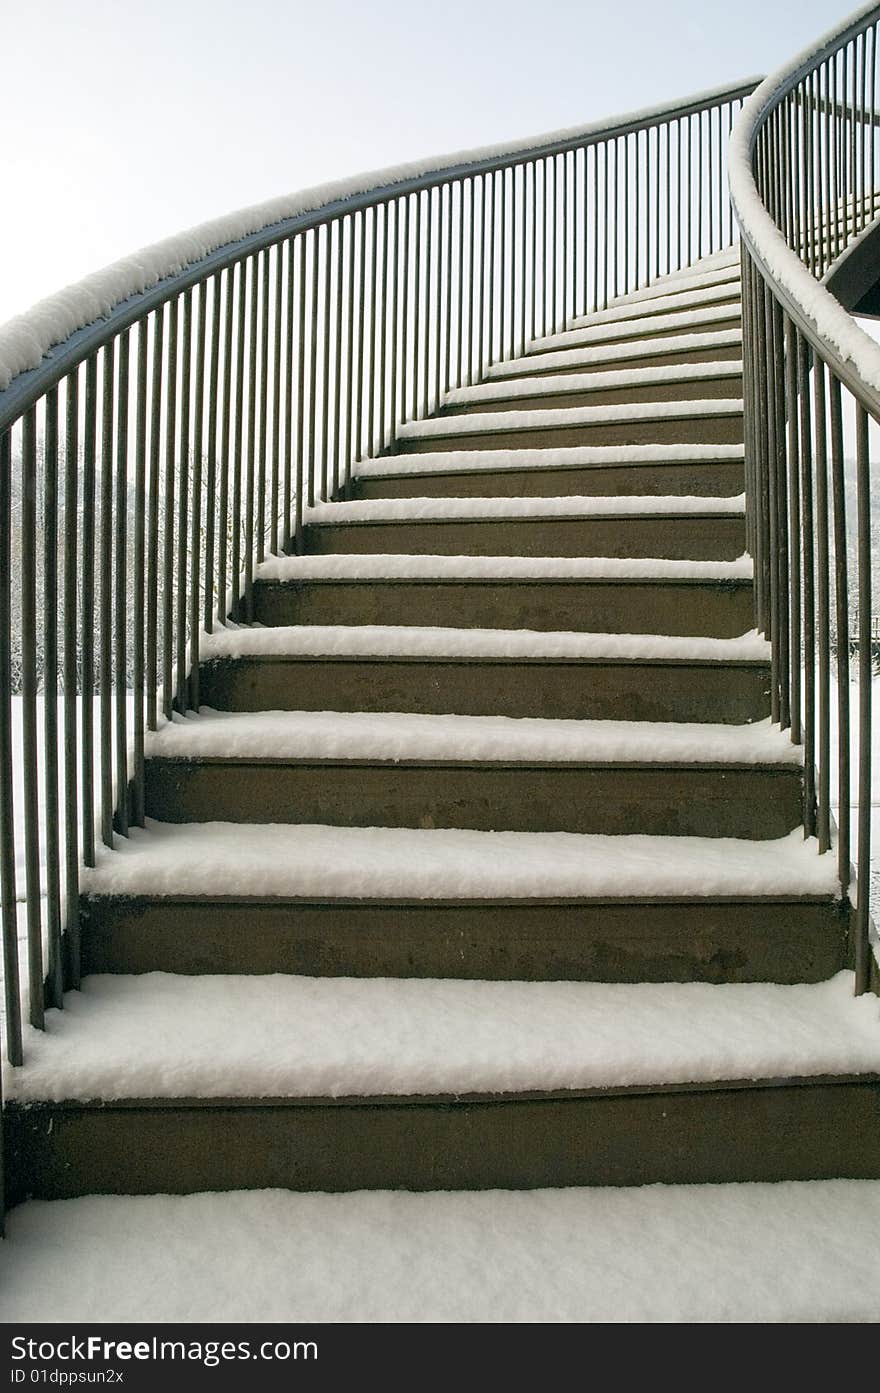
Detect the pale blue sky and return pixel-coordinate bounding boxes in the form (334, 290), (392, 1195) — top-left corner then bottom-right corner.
(0, 0), (860, 325)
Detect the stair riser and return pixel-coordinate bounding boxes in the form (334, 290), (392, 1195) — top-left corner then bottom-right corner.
(78, 896), (846, 983)
(252, 578), (754, 636)
(526, 312), (742, 355)
(303, 516), (746, 560)
(441, 375), (743, 413)
(396, 415), (744, 451)
(198, 657), (771, 723)
(353, 462), (745, 499)
(8, 1077), (876, 1203)
(489, 342), (743, 379)
(143, 761), (802, 838)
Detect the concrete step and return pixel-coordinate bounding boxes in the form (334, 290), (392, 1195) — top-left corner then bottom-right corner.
(526, 301), (742, 356)
(196, 625), (771, 723)
(353, 446), (744, 499)
(439, 361), (743, 414)
(8, 971), (877, 1202)
(301, 499), (746, 561)
(392, 398), (744, 452)
(251, 556), (753, 636)
(486, 329), (742, 380)
(142, 709), (802, 838)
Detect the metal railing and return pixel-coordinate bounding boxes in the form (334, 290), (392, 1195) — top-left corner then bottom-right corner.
(730, 1), (880, 998)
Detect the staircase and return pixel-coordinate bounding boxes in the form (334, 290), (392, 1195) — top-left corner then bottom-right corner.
(6, 246), (880, 1206)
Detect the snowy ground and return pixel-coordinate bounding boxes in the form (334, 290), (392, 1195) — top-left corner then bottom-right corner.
(1, 1181), (878, 1323)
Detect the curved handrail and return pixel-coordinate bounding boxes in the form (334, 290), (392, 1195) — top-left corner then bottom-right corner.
(0, 76), (758, 425)
(729, 1), (880, 997)
(729, 1), (880, 408)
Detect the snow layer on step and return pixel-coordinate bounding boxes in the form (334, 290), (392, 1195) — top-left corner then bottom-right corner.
(4, 970), (872, 1104)
(3, 1179), (878, 1323)
(199, 623), (770, 662)
(606, 264), (739, 308)
(529, 302), (742, 352)
(569, 280), (741, 327)
(355, 442), (745, 477)
(487, 328), (743, 378)
(145, 710), (798, 766)
(77, 822), (833, 902)
(395, 398), (743, 439)
(256, 551), (753, 581)
(305, 492), (746, 523)
(443, 360), (743, 406)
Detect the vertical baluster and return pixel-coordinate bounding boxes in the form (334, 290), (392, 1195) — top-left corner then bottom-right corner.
(784, 318), (801, 743)
(62, 374), (81, 979)
(283, 241), (295, 542)
(271, 247), (283, 553)
(244, 256), (258, 609)
(257, 249), (270, 551)
(99, 345), (115, 842)
(445, 185), (455, 392)
(176, 291), (192, 700)
(350, 216), (364, 480)
(387, 200), (398, 438)
(321, 226), (333, 494)
(401, 195), (412, 423)
(295, 236), (307, 543)
(81, 356), (97, 861)
(308, 231), (320, 499)
(813, 357), (832, 855)
(761, 284), (780, 720)
(377, 206), (388, 444)
(189, 284), (207, 714)
(162, 301), (178, 717)
(854, 402), (872, 993)
(344, 214), (357, 496)
(422, 190), (432, 410)
(333, 219), (345, 484)
(828, 373), (850, 893)
(218, 268), (234, 608)
(21, 408), (44, 1026)
(204, 278), (221, 625)
(132, 325), (148, 827)
(113, 333), (130, 829)
(42, 388), (62, 1008)
(0, 426), (21, 1062)
(797, 333), (816, 838)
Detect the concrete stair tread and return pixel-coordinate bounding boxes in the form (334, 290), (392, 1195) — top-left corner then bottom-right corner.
(303, 493), (744, 524)
(1, 1180), (878, 1323)
(527, 301), (741, 353)
(563, 279), (742, 328)
(442, 359), (743, 409)
(144, 709), (797, 766)
(485, 328), (743, 379)
(199, 623), (768, 663)
(256, 551), (751, 581)
(393, 397), (743, 443)
(355, 443), (744, 479)
(6, 971), (875, 1104)
(79, 820), (835, 901)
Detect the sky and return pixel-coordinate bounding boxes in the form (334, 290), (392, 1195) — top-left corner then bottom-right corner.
(0, 0), (864, 328)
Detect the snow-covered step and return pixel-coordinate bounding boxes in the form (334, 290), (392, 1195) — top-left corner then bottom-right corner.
(5, 974), (876, 1199)
(252, 551), (753, 636)
(302, 489), (746, 561)
(440, 359), (743, 415)
(526, 300), (741, 355)
(392, 397), (744, 453)
(603, 261), (740, 310)
(197, 624), (771, 724)
(142, 709), (801, 839)
(562, 277), (741, 330)
(486, 326), (743, 381)
(354, 443), (745, 500)
(2, 1180), (878, 1323)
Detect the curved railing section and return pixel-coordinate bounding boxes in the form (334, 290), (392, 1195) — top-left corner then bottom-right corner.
(730, 1), (880, 996)
(0, 78), (757, 1098)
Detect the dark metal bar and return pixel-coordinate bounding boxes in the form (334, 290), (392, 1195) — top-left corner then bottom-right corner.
(175, 291), (192, 702)
(797, 332), (816, 839)
(0, 427), (22, 1062)
(113, 332), (130, 831)
(99, 344), (114, 846)
(132, 324), (148, 827)
(162, 299), (178, 715)
(188, 283), (206, 714)
(62, 372), (81, 978)
(244, 258), (259, 615)
(204, 277), (221, 628)
(854, 402), (872, 993)
(271, 245), (283, 554)
(784, 317), (802, 744)
(80, 355), (97, 864)
(828, 373), (850, 894)
(21, 408), (44, 1027)
(42, 387), (63, 1008)
(813, 354), (832, 856)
